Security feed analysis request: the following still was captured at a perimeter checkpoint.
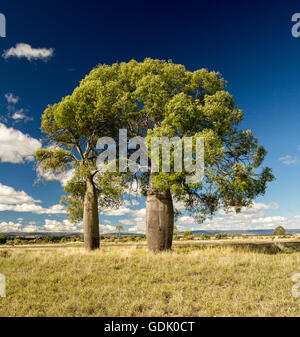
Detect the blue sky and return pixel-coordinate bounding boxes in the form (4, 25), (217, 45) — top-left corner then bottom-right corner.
(1, 0), (300, 233)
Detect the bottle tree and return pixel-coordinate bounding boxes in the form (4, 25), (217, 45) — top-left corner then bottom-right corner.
(95, 58), (273, 252)
(37, 59), (274, 252)
(36, 71), (129, 250)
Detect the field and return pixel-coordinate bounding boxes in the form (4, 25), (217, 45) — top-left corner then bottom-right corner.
(0, 241), (300, 317)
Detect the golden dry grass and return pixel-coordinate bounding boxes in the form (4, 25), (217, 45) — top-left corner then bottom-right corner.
(0, 244), (300, 317)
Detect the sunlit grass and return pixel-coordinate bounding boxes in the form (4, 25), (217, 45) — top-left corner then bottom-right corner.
(0, 244), (299, 316)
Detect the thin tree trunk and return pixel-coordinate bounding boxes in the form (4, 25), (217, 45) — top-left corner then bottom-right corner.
(83, 176), (100, 250)
(146, 174), (174, 252)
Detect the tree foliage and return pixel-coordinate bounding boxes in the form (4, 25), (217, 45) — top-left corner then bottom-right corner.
(36, 66), (131, 222)
(37, 58), (274, 226)
(273, 226), (286, 235)
(82, 58), (274, 222)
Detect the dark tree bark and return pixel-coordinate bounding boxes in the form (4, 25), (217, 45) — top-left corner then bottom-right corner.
(83, 176), (100, 250)
(146, 174), (174, 252)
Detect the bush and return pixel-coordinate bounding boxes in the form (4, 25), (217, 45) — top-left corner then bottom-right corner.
(0, 234), (8, 244)
(183, 231), (193, 238)
(215, 233), (228, 240)
(182, 231), (194, 240)
(199, 234), (210, 240)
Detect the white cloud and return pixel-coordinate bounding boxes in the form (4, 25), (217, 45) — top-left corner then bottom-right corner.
(278, 155), (298, 165)
(127, 223), (145, 234)
(176, 215), (193, 225)
(0, 183), (39, 205)
(22, 225), (40, 233)
(5, 93), (19, 104)
(12, 110), (25, 120)
(99, 224), (115, 234)
(0, 202), (65, 215)
(0, 221), (22, 233)
(123, 199), (140, 207)
(44, 219), (82, 232)
(173, 200), (186, 212)
(39, 204), (66, 215)
(0, 123), (41, 163)
(11, 109), (33, 122)
(103, 206), (133, 216)
(124, 208), (146, 234)
(0, 182), (65, 215)
(4, 94), (33, 123)
(176, 202), (290, 231)
(0, 219), (82, 234)
(2, 43), (54, 61)
(119, 219), (135, 226)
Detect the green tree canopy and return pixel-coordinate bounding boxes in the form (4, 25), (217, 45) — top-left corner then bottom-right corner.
(83, 58), (274, 223)
(36, 67), (131, 250)
(273, 226), (286, 235)
(36, 58), (274, 251)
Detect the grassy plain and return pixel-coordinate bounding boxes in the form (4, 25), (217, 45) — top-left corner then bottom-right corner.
(0, 242), (300, 317)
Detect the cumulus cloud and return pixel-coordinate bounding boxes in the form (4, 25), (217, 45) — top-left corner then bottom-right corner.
(278, 155), (298, 165)
(99, 224), (115, 234)
(121, 208), (146, 234)
(22, 225), (41, 233)
(0, 182), (65, 215)
(175, 202), (297, 231)
(2, 43), (54, 61)
(0, 219), (82, 234)
(44, 219), (82, 232)
(0, 123), (41, 163)
(0, 183), (39, 205)
(0, 221), (22, 233)
(103, 206), (133, 217)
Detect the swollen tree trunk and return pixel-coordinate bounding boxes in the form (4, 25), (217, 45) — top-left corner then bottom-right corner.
(83, 176), (100, 250)
(146, 174), (174, 252)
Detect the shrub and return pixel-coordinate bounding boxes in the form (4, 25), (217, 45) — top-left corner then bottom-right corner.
(215, 233), (228, 240)
(0, 234), (8, 244)
(182, 231), (194, 240)
(199, 234), (210, 240)
(183, 231), (193, 238)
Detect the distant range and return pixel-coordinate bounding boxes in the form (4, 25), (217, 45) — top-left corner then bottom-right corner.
(3, 229), (300, 236)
